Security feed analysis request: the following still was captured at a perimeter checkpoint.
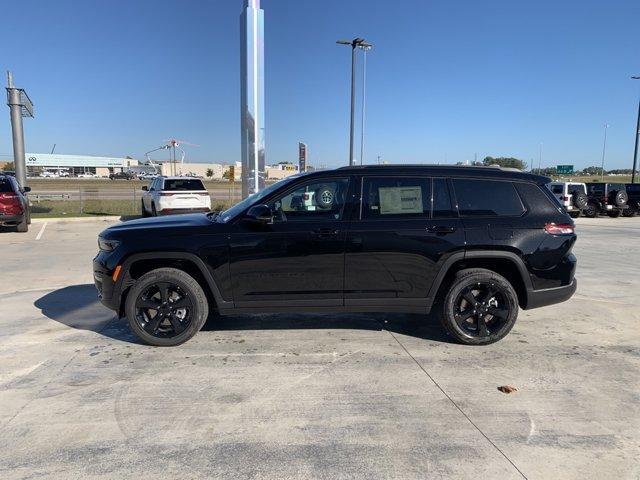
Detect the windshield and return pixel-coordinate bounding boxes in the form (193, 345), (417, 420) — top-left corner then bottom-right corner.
(218, 176), (299, 223)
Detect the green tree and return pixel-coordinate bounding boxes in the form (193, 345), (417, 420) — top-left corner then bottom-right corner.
(206, 168), (214, 178)
(482, 156), (528, 171)
(2, 161), (15, 171)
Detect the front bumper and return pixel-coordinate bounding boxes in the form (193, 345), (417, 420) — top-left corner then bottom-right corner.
(525, 279), (577, 310)
(93, 259), (120, 311)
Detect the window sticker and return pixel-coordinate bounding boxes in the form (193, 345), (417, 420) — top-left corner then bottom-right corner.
(378, 186), (423, 214)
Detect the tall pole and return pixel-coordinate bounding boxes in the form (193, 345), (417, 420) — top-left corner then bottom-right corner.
(359, 45), (371, 166)
(631, 76), (640, 183)
(538, 142), (543, 174)
(6, 72), (28, 188)
(337, 38), (370, 167)
(349, 44), (357, 166)
(600, 123), (608, 182)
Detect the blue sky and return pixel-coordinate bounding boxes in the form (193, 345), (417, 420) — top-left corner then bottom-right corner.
(1, 0), (639, 170)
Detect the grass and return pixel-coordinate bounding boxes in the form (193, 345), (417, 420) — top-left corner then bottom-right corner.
(30, 199), (234, 219)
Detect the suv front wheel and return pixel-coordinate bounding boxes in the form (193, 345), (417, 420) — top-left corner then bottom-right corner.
(125, 267), (209, 346)
(440, 268), (519, 345)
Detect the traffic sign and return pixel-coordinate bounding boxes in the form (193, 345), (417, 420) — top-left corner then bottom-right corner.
(557, 165), (574, 175)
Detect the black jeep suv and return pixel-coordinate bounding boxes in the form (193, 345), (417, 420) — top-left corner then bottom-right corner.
(624, 183), (640, 217)
(585, 183), (629, 217)
(94, 165), (577, 347)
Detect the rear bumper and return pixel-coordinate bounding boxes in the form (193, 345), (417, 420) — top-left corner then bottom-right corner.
(525, 279), (577, 310)
(156, 207), (210, 216)
(0, 213), (24, 225)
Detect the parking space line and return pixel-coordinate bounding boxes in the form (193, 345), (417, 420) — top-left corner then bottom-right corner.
(35, 221), (48, 240)
(385, 329), (529, 480)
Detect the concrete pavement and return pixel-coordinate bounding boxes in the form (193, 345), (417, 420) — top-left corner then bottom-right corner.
(0, 217), (638, 479)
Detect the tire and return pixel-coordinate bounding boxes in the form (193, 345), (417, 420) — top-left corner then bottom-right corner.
(151, 203), (158, 217)
(125, 267), (209, 347)
(141, 200), (149, 217)
(439, 268), (519, 345)
(607, 210), (621, 218)
(583, 204), (598, 218)
(610, 190), (628, 207)
(622, 208), (635, 218)
(568, 210), (580, 219)
(15, 215), (28, 233)
(315, 185), (335, 210)
(572, 192), (588, 209)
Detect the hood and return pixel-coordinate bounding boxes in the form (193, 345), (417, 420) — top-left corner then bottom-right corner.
(104, 213), (215, 235)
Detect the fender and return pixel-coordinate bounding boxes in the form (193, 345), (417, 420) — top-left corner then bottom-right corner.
(426, 250), (533, 307)
(116, 252), (233, 310)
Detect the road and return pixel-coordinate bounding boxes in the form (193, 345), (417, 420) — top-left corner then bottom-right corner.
(0, 217), (638, 479)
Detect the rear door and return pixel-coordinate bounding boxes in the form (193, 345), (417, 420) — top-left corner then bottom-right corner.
(344, 176), (464, 309)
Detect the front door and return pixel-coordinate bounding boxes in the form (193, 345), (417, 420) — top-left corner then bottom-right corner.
(229, 177), (351, 307)
(344, 176), (465, 308)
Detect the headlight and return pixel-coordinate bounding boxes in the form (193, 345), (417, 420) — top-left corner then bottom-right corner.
(98, 237), (120, 252)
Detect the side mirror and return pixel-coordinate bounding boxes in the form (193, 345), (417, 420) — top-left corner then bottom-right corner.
(142, 185), (148, 191)
(245, 204), (273, 223)
(23, 186), (31, 193)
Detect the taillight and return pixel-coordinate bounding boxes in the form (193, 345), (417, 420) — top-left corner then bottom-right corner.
(0, 193), (22, 215)
(563, 196), (570, 202)
(545, 223), (574, 235)
(303, 193), (310, 201)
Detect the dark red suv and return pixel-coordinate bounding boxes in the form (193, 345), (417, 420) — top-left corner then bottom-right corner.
(0, 174), (31, 232)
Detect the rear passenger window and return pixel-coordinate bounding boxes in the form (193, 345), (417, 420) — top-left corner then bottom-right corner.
(551, 185), (563, 194)
(362, 177), (431, 219)
(453, 179), (524, 217)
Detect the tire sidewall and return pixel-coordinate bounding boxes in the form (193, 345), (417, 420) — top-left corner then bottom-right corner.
(125, 268), (209, 346)
(442, 271), (518, 345)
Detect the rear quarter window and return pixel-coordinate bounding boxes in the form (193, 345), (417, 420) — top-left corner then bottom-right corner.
(516, 182), (562, 214)
(163, 179), (206, 191)
(0, 178), (14, 193)
(452, 179), (524, 217)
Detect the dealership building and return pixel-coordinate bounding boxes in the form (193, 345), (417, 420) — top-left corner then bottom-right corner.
(22, 153), (139, 176)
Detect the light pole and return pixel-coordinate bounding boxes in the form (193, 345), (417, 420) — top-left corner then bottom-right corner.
(359, 44), (372, 165)
(538, 142), (543, 174)
(631, 76), (640, 183)
(600, 123), (609, 181)
(6, 71), (34, 189)
(337, 37), (371, 166)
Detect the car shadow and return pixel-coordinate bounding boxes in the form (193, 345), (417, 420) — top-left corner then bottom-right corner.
(34, 284), (453, 345)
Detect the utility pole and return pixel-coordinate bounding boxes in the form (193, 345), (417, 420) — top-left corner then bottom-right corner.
(337, 37), (372, 166)
(359, 44), (372, 165)
(538, 142), (543, 174)
(631, 76), (640, 183)
(6, 72), (34, 188)
(600, 123), (609, 181)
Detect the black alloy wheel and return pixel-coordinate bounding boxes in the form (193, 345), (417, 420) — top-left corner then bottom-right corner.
(453, 283), (510, 338)
(440, 268), (518, 345)
(125, 267), (209, 346)
(134, 282), (193, 338)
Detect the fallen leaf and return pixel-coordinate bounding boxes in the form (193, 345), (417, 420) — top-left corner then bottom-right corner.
(497, 385), (518, 394)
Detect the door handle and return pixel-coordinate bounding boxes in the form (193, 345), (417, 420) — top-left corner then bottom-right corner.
(427, 225), (456, 234)
(313, 228), (339, 237)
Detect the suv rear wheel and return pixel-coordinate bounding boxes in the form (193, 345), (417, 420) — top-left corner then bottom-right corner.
(583, 204), (598, 218)
(607, 210), (621, 218)
(125, 267), (209, 346)
(440, 268), (518, 345)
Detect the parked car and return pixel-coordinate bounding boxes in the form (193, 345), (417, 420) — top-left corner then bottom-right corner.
(624, 183), (640, 217)
(109, 171), (135, 180)
(40, 171), (58, 178)
(548, 182), (588, 218)
(0, 174), (31, 232)
(585, 183), (629, 217)
(140, 176), (211, 217)
(138, 173), (159, 181)
(94, 165), (577, 347)
(78, 173), (100, 178)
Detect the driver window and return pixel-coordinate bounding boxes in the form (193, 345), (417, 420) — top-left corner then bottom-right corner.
(268, 178), (349, 222)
